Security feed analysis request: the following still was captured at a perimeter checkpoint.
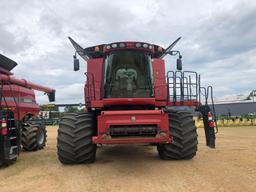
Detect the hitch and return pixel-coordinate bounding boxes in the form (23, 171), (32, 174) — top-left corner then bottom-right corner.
(197, 105), (216, 148)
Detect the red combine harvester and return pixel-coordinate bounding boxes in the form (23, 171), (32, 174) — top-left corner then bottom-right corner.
(57, 37), (217, 164)
(0, 54), (55, 166)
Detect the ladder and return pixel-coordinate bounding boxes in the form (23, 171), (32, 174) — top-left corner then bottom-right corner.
(0, 111), (19, 166)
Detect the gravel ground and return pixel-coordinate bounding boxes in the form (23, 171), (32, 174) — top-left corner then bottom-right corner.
(0, 126), (256, 192)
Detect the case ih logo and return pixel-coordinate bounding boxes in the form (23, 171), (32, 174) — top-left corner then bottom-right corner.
(131, 116), (136, 122)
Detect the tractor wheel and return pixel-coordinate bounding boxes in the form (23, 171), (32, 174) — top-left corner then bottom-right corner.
(57, 112), (96, 164)
(157, 110), (198, 160)
(0, 158), (17, 168)
(21, 123), (47, 151)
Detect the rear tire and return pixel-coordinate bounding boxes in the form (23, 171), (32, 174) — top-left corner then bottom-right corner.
(157, 110), (198, 160)
(0, 158), (17, 168)
(21, 123), (47, 151)
(57, 112), (96, 164)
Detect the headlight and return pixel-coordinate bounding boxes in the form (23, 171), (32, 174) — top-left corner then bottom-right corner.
(143, 43), (149, 48)
(135, 43), (141, 48)
(119, 43), (125, 48)
(111, 43), (117, 48)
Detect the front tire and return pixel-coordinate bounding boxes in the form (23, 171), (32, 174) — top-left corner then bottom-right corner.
(157, 110), (198, 160)
(57, 112), (96, 164)
(21, 123), (47, 151)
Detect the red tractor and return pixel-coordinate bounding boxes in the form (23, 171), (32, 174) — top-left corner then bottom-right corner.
(57, 37), (216, 164)
(0, 54), (55, 166)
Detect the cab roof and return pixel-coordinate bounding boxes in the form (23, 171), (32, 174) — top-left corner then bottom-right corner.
(68, 36), (181, 60)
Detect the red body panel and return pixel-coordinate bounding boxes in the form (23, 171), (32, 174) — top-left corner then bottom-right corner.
(81, 44), (200, 145)
(91, 98), (156, 108)
(103, 98), (155, 106)
(85, 58), (104, 103)
(93, 110), (171, 144)
(93, 136), (171, 144)
(0, 74), (55, 121)
(1, 85), (39, 120)
(152, 59), (167, 103)
(0, 74), (54, 94)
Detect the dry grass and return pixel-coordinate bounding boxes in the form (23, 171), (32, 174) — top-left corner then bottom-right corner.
(0, 126), (256, 192)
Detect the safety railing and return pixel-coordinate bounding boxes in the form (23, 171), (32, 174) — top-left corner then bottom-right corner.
(84, 72), (96, 105)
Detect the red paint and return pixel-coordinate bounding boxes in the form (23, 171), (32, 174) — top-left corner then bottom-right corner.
(0, 74), (54, 94)
(1, 85), (39, 120)
(152, 59), (167, 102)
(103, 41), (154, 54)
(1, 119), (7, 136)
(93, 136), (171, 144)
(91, 98), (156, 108)
(82, 41), (204, 145)
(93, 110), (170, 144)
(103, 98), (155, 106)
(85, 58), (104, 103)
(0, 75), (55, 120)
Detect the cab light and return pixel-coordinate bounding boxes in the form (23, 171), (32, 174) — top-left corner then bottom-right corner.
(143, 43), (149, 48)
(119, 43), (125, 48)
(94, 46), (100, 52)
(1, 119), (7, 136)
(158, 46), (163, 52)
(111, 44), (117, 48)
(135, 43), (141, 48)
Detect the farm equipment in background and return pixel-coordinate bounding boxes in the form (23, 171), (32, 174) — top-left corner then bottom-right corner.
(37, 110), (60, 125)
(57, 37), (217, 164)
(0, 54), (55, 167)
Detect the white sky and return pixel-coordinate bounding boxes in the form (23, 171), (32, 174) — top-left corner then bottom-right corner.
(0, 0), (256, 104)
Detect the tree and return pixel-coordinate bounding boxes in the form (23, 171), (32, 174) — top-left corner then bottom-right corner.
(64, 106), (80, 113)
(40, 104), (59, 111)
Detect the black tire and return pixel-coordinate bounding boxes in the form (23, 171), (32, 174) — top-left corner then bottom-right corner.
(157, 110), (198, 160)
(21, 123), (47, 151)
(57, 112), (96, 164)
(0, 158), (17, 168)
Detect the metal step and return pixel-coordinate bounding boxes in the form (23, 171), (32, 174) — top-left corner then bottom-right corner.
(7, 118), (15, 121)
(10, 146), (18, 155)
(9, 136), (16, 140)
(9, 154), (18, 160)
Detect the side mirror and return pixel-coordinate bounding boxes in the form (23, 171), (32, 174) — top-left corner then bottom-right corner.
(177, 55), (182, 70)
(73, 55), (80, 71)
(48, 91), (55, 102)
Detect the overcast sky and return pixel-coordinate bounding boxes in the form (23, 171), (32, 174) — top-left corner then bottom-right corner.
(0, 0), (255, 104)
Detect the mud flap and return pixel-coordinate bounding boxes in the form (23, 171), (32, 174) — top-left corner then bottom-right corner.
(197, 105), (216, 148)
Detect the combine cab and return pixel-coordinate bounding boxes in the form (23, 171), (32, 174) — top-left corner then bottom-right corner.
(0, 54), (55, 167)
(57, 37), (217, 164)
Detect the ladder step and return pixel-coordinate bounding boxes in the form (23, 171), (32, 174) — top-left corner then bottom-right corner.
(9, 154), (18, 160)
(9, 136), (16, 140)
(10, 146), (18, 154)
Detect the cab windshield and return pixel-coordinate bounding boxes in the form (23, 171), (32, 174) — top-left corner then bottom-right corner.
(104, 51), (153, 98)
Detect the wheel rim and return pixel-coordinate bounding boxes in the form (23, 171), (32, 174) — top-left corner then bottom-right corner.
(37, 128), (45, 145)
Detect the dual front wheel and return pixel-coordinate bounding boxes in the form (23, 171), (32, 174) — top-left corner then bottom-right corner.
(57, 111), (198, 164)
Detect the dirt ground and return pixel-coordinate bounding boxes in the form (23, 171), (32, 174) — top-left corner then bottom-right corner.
(0, 126), (256, 192)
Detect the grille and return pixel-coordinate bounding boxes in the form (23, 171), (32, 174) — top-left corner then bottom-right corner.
(107, 125), (158, 137)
